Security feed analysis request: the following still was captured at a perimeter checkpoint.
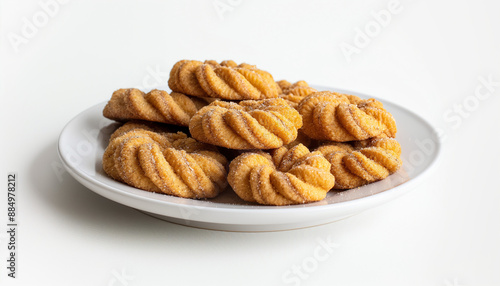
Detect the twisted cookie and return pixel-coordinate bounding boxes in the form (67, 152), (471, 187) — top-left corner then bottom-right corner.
(108, 120), (175, 142)
(168, 60), (281, 100)
(228, 144), (335, 205)
(189, 98), (303, 150)
(277, 80), (318, 108)
(297, 92), (397, 141)
(103, 88), (207, 126)
(316, 137), (402, 189)
(103, 122), (228, 199)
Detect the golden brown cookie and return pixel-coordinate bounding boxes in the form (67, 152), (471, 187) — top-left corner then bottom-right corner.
(283, 130), (314, 149)
(103, 88), (207, 126)
(168, 60), (208, 97)
(277, 80), (318, 108)
(297, 91), (397, 141)
(189, 98), (303, 150)
(102, 122), (228, 199)
(168, 60), (281, 100)
(108, 120), (176, 142)
(315, 137), (401, 189)
(228, 144), (335, 205)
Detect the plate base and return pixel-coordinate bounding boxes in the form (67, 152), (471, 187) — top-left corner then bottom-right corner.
(140, 211), (353, 232)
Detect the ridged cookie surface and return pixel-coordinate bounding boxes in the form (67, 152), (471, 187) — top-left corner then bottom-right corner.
(169, 60), (281, 100)
(277, 80), (318, 108)
(297, 91), (397, 141)
(189, 98), (303, 149)
(102, 122), (228, 199)
(228, 144), (335, 205)
(315, 137), (401, 189)
(103, 88), (207, 126)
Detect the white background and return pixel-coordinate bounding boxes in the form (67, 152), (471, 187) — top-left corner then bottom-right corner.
(1, 0), (500, 285)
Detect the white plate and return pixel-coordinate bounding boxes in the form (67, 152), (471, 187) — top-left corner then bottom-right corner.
(58, 86), (441, 232)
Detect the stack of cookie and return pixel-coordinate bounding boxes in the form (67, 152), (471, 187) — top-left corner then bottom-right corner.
(101, 59), (402, 206)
